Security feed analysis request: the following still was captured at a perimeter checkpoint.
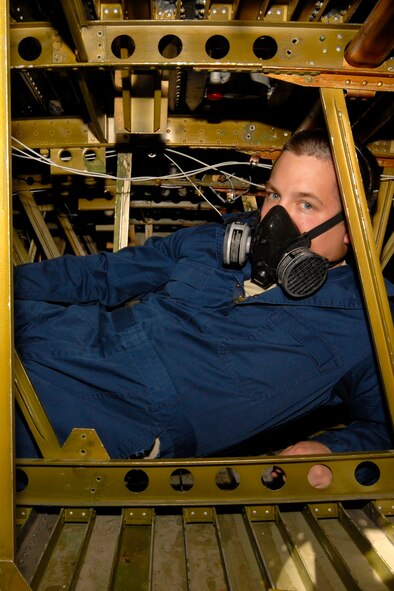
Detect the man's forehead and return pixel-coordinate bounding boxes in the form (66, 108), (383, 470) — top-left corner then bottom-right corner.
(270, 152), (339, 182)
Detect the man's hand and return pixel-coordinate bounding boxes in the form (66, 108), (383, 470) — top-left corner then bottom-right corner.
(278, 440), (333, 489)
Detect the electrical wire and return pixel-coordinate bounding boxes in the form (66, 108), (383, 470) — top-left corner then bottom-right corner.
(11, 137), (269, 188)
(163, 152), (223, 217)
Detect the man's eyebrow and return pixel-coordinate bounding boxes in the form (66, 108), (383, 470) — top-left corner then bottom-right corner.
(265, 181), (278, 192)
(297, 192), (324, 205)
(265, 183), (324, 205)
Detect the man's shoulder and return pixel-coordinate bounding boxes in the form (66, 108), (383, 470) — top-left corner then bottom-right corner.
(384, 276), (394, 297)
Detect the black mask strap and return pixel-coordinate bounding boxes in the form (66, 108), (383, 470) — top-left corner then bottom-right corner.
(301, 210), (346, 268)
(301, 211), (344, 242)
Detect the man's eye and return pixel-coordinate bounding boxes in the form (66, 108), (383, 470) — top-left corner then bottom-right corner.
(301, 201), (313, 210)
(268, 192), (280, 201)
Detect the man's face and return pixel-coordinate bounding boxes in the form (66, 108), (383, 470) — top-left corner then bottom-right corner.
(260, 151), (350, 263)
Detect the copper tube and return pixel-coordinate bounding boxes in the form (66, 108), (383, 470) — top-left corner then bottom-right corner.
(345, 0), (394, 68)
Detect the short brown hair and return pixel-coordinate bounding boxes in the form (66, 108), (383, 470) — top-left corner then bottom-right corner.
(281, 129), (380, 212)
(282, 129), (331, 160)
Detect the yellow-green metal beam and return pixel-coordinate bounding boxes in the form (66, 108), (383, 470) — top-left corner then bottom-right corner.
(321, 88), (394, 425)
(113, 152), (132, 252)
(0, 0), (15, 563)
(15, 452), (394, 507)
(0, 0), (30, 587)
(373, 168), (394, 256)
(17, 191), (61, 260)
(58, 0), (89, 62)
(13, 353), (63, 457)
(57, 213), (88, 256)
(8, 21), (393, 93)
(381, 232), (394, 272)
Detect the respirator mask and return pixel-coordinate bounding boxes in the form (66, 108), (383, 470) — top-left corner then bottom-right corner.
(223, 205), (344, 298)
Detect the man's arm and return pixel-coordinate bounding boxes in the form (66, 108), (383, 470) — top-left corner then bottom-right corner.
(277, 356), (393, 488)
(277, 440), (332, 488)
(310, 356), (393, 453)
(13, 229), (191, 307)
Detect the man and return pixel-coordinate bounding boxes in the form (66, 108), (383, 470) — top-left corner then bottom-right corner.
(14, 129), (394, 488)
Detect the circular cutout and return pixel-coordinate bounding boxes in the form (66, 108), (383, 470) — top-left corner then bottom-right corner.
(307, 464), (332, 489)
(215, 467), (240, 490)
(124, 469), (149, 493)
(111, 35), (135, 59)
(355, 461), (380, 486)
(18, 37), (42, 61)
(59, 149), (72, 162)
(261, 465), (286, 490)
(253, 36), (278, 60)
(158, 35), (182, 59)
(170, 468), (194, 492)
(205, 35), (230, 59)
(84, 149), (97, 162)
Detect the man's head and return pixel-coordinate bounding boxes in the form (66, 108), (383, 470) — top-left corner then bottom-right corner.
(260, 130), (349, 265)
(280, 129), (380, 213)
(260, 129), (380, 266)
(224, 128), (381, 297)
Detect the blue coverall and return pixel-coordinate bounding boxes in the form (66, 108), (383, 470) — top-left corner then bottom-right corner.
(14, 219), (394, 458)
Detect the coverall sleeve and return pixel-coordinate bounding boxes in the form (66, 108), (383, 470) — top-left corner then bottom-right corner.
(13, 230), (189, 307)
(311, 355), (393, 452)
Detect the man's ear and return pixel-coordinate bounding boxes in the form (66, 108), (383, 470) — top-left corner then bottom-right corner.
(344, 231), (351, 245)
